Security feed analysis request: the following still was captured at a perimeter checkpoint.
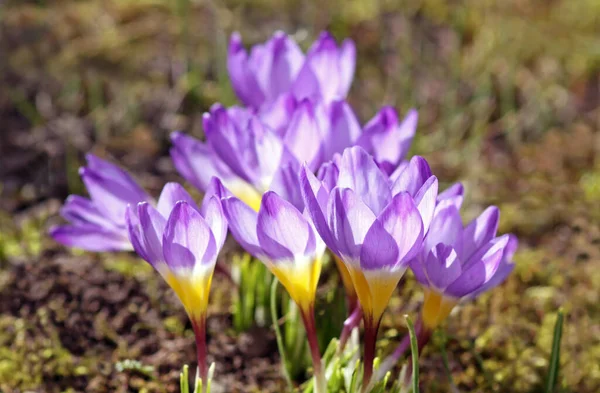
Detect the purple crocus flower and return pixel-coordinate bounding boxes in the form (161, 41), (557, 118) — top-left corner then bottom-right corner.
(300, 146), (438, 389)
(228, 31), (355, 109)
(411, 198), (518, 330)
(126, 181), (227, 383)
(50, 154), (153, 252)
(218, 179), (327, 392)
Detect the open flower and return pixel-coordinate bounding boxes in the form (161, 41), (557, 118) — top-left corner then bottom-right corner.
(50, 154), (152, 252)
(411, 200), (518, 330)
(219, 182), (327, 392)
(228, 31), (355, 108)
(126, 181), (227, 383)
(301, 146), (438, 389)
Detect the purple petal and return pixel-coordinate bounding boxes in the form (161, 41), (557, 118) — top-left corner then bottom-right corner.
(291, 63), (321, 102)
(163, 201), (217, 271)
(336, 146), (391, 215)
(50, 224), (131, 252)
(227, 32), (266, 107)
(469, 234), (518, 297)
(257, 191), (316, 261)
(157, 183), (199, 217)
(321, 100), (361, 159)
(327, 187), (377, 261)
(437, 182), (465, 211)
(390, 156), (433, 197)
(424, 199), (463, 253)
(85, 154), (149, 203)
(60, 195), (118, 230)
(221, 196), (262, 257)
(134, 202), (167, 265)
(424, 244), (462, 290)
(413, 176), (438, 234)
(337, 39), (356, 98)
(251, 31), (305, 103)
(269, 160), (304, 211)
(259, 93), (297, 136)
(360, 192), (423, 270)
(283, 99), (324, 170)
(200, 195), (228, 252)
(299, 165), (336, 254)
(460, 206), (500, 261)
(316, 154), (340, 190)
(170, 131), (235, 192)
(304, 32), (342, 102)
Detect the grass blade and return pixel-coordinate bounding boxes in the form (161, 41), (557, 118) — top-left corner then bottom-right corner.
(405, 315), (419, 393)
(545, 308), (564, 393)
(270, 279), (294, 390)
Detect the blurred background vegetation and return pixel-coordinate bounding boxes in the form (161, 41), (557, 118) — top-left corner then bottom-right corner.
(0, 0), (599, 392)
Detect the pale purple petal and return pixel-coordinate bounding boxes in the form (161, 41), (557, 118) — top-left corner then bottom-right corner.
(304, 32), (341, 102)
(50, 224), (130, 252)
(424, 199), (463, 253)
(200, 195), (228, 252)
(337, 39), (356, 98)
(291, 64), (321, 102)
(163, 201), (217, 271)
(300, 165), (336, 254)
(469, 234), (518, 297)
(157, 183), (199, 217)
(60, 195), (118, 231)
(336, 146), (391, 215)
(322, 100), (361, 158)
(437, 182), (464, 210)
(424, 244), (462, 290)
(413, 176), (438, 234)
(85, 154), (149, 203)
(221, 196), (263, 257)
(269, 160), (304, 211)
(390, 156), (433, 197)
(137, 202), (167, 265)
(283, 99), (324, 170)
(228, 32), (265, 107)
(327, 187), (377, 261)
(259, 93), (297, 136)
(460, 206), (500, 261)
(257, 191), (316, 261)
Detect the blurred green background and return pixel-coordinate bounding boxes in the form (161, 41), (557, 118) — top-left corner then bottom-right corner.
(0, 0), (599, 392)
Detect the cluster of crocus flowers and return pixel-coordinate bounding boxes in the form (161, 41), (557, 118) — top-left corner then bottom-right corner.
(50, 30), (519, 393)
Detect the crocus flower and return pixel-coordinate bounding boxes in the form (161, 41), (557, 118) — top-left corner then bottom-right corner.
(50, 154), (152, 252)
(126, 181), (227, 384)
(301, 146), (438, 390)
(218, 180), (327, 393)
(411, 200), (518, 331)
(228, 31), (355, 108)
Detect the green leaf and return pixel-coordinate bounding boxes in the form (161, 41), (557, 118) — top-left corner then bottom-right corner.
(405, 315), (419, 393)
(545, 308), (565, 393)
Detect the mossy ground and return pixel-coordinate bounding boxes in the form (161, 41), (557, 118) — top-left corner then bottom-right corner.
(1, 0), (599, 392)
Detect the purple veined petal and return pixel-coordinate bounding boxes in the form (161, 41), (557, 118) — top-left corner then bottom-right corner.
(163, 201), (217, 271)
(251, 31), (305, 103)
(304, 32), (342, 102)
(50, 224), (131, 252)
(204, 176), (234, 201)
(283, 99), (324, 171)
(85, 154), (149, 203)
(60, 195), (119, 231)
(413, 176), (439, 235)
(317, 157), (340, 190)
(445, 235), (508, 298)
(327, 187), (377, 262)
(337, 38), (356, 98)
(336, 146), (391, 215)
(257, 191), (316, 261)
(136, 202), (168, 265)
(80, 167), (145, 226)
(170, 131), (234, 192)
(269, 159), (304, 211)
(221, 196), (263, 257)
(356, 107), (417, 169)
(157, 183), (200, 217)
(424, 244), (462, 290)
(227, 32), (266, 107)
(388, 160), (409, 184)
(259, 93), (298, 136)
(361, 192), (424, 270)
(469, 234), (518, 297)
(200, 195), (228, 252)
(423, 199), (463, 253)
(460, 206), (500, 261)
(390, 155), (433, 197)
(322, 100), (362, 159)
(299, 165), (337, 254)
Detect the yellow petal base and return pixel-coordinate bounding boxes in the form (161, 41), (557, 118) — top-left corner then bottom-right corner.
(165, 270), (214, 319)
(333, 254), (357, 303)
(270, 256), (322, 312)
(421, 289), (457, 329)
(348, 266), (404, 323)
